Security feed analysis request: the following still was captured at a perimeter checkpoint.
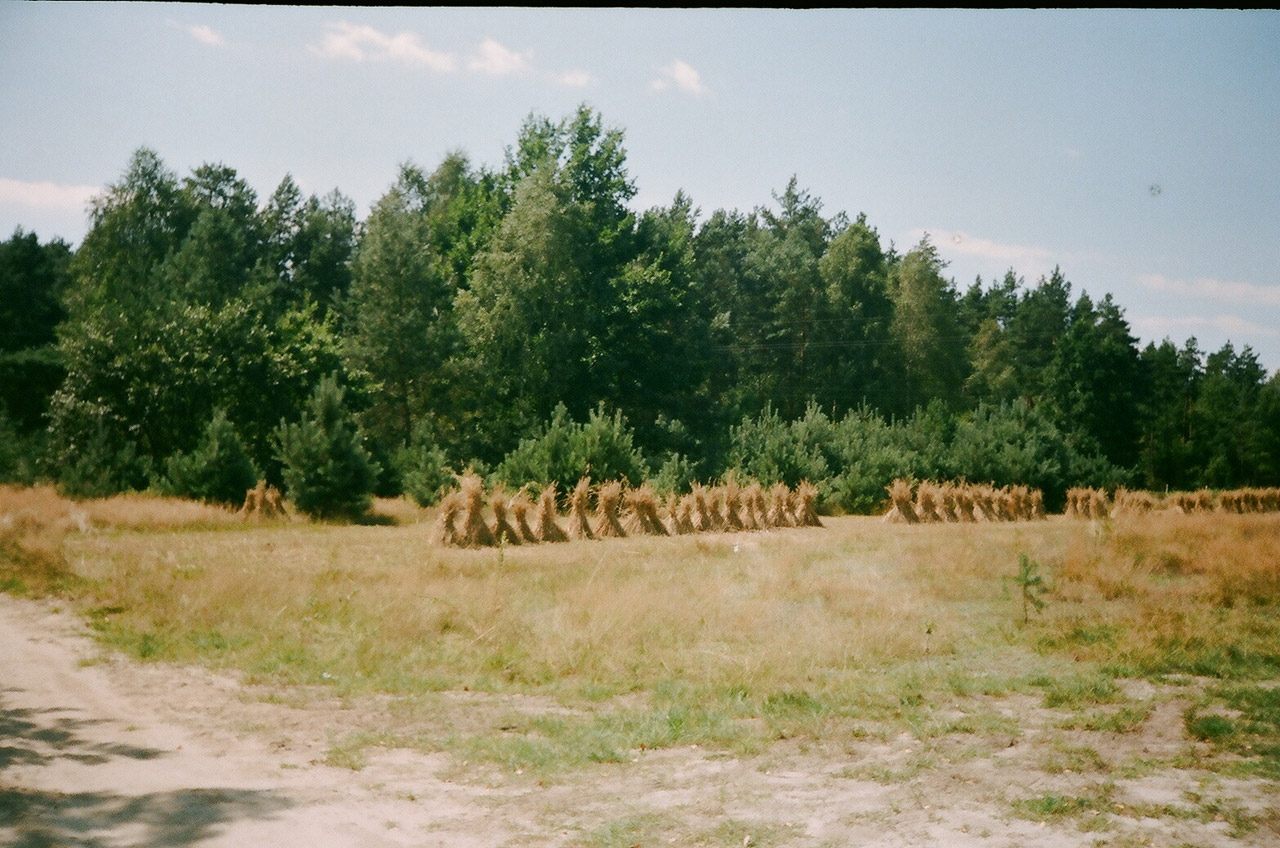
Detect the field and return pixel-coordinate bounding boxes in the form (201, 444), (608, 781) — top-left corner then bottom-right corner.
(2, 485), (1279, 846)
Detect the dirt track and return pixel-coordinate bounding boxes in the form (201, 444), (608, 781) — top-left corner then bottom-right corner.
(0, 594), (512, 847)
(2, 593), (1276, 847)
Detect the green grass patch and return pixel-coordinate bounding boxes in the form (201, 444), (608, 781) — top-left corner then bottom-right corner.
(1012, 784), (1117, 821)
(1188, 683), (1280, 779)
(1057, 704), (1152, 733)
(1033, 672), (1119, 708)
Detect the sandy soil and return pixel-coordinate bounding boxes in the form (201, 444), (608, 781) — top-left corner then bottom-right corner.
(1, 593), (1275, 847)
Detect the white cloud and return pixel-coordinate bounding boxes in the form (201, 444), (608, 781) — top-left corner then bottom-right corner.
(651, 59), (711, 97)
(0, 178), (99, 211)
(909, 228), (1060, 274)
(468, 38), (532, 76)
(1130, 314), (1280, 341)
(168, 20), (226, 48)
(185, 24), (225, 48)
(310, 22), (457, 72)
(1136, 272), (1280, 309)
(553, 68), (594, 88)
(940, 231), (1054, 267)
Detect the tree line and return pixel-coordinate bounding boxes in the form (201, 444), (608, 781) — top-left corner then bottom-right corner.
(2, 105), (1277, 515)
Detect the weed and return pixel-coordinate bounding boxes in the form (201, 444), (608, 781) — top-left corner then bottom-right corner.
(1039, 742), (1110, 774)
(1058, 705), (1151, 733)
(1013, 783), (1117, 821)
(1035, 673), (1120, 709)
(1006, 552), (1049, 624)
(578, 812), (678, 848)
(1187, 683), (1280, 778)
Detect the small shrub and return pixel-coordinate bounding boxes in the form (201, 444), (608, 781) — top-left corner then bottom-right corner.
(160, 409), (260, 507)
(275, 375), (381, 520)
(397, 429), (454, 507)
(493, 403), (648, 496)
(1007, 553), (1049, 624)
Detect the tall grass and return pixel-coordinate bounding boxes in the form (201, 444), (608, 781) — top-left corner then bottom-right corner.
(1045, 512), (1280, 678)
(5, 485), (1279, 768)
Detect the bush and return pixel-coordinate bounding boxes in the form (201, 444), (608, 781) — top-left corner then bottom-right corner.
(398, 427), (455, 507)
(493, 402), (649, 495)
(55, 421), (152, 498)
(160, 409), (260, 507)
(725, 403), (830, 488)
(275, 375), (381, 519)
(0, 408), (46, 485)
(648, 451), (699, 497)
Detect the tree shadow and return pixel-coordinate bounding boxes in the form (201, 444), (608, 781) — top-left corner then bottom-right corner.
(0, 786), (291, 848)
(0, 691), (292, 847)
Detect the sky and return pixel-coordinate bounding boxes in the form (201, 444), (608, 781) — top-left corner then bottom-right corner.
(3, 5), (1279, 375)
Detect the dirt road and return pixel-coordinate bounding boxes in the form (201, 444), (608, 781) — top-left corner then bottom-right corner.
(0, 594), (524, 847)
(2, 593), (1275, 847)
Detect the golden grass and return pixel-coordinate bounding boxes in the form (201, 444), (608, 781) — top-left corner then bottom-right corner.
(5, 485), (1280, 748)
(1044, 512), (1280, 677)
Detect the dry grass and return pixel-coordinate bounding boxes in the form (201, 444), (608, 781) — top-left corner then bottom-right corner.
(1045, 511), (1280, 678)
(5, 485), (1280, 781)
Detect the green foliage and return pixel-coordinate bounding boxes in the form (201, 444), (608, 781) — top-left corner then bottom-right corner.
(1007, 553), (1049, 624)
(160, 409), (260, 507)
(344, 156), (483, 452)
(0, 229), (71, 434)
(888, 237), (967, 412)
(49, 299), (342, 491)
(648, 451), (699, 497)
(0, 408), (45, 485)
(725, 402), (830, 488)
(55, 422), (152, 498)
(493, 402), (648, 494)
(397, 427), (456, 507)
(8, 119), (1280, 502)
(275, 376), (381, 520)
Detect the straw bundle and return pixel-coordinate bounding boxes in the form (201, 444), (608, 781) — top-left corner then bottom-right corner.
(794, 480), (822, 527)
(458, 472), (496, 547)
(883, 479), (919, 523)
(623, 484), (668, 536)
(509, 491), (539, 543)
(766, 483), (796, 528)
(670, 494), (696, 535)
(706, 487), (727, 531)
(743, 482), (767, 530)
(938, 484), (960, 522)
(432, 491), (463, 546)
(721, 479), (745, 532)
(971, 486), (994, 522)
(915, 482), (942, 523)
(592, 480), (627, 538)
(534, 484), (568, 543)
(691, 485), (715, 533)
(1009, 485), (1031, 521)
(489, 490), (523, 546)
(1111, 488), (1157, 518)
(1030, 489), (1046, 520)
(239, 480), (286, 521)
(566, 477), (594, 540)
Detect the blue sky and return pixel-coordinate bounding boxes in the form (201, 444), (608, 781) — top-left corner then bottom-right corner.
(3, 6), (1278, 374)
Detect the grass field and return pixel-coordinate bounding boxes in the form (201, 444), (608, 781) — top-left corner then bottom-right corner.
(3, 484), (1278, 843)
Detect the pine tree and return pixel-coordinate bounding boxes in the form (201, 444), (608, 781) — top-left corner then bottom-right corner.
(162, 409), (259, 507)
(275, 375), (380, 519)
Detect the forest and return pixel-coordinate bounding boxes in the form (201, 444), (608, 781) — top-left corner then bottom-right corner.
(3, 105), (1278, 516)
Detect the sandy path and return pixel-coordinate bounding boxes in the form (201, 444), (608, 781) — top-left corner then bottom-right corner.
(0, 594), (514, 847)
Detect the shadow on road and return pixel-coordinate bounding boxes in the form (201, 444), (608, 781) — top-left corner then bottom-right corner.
(1, 692), (292, 847)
